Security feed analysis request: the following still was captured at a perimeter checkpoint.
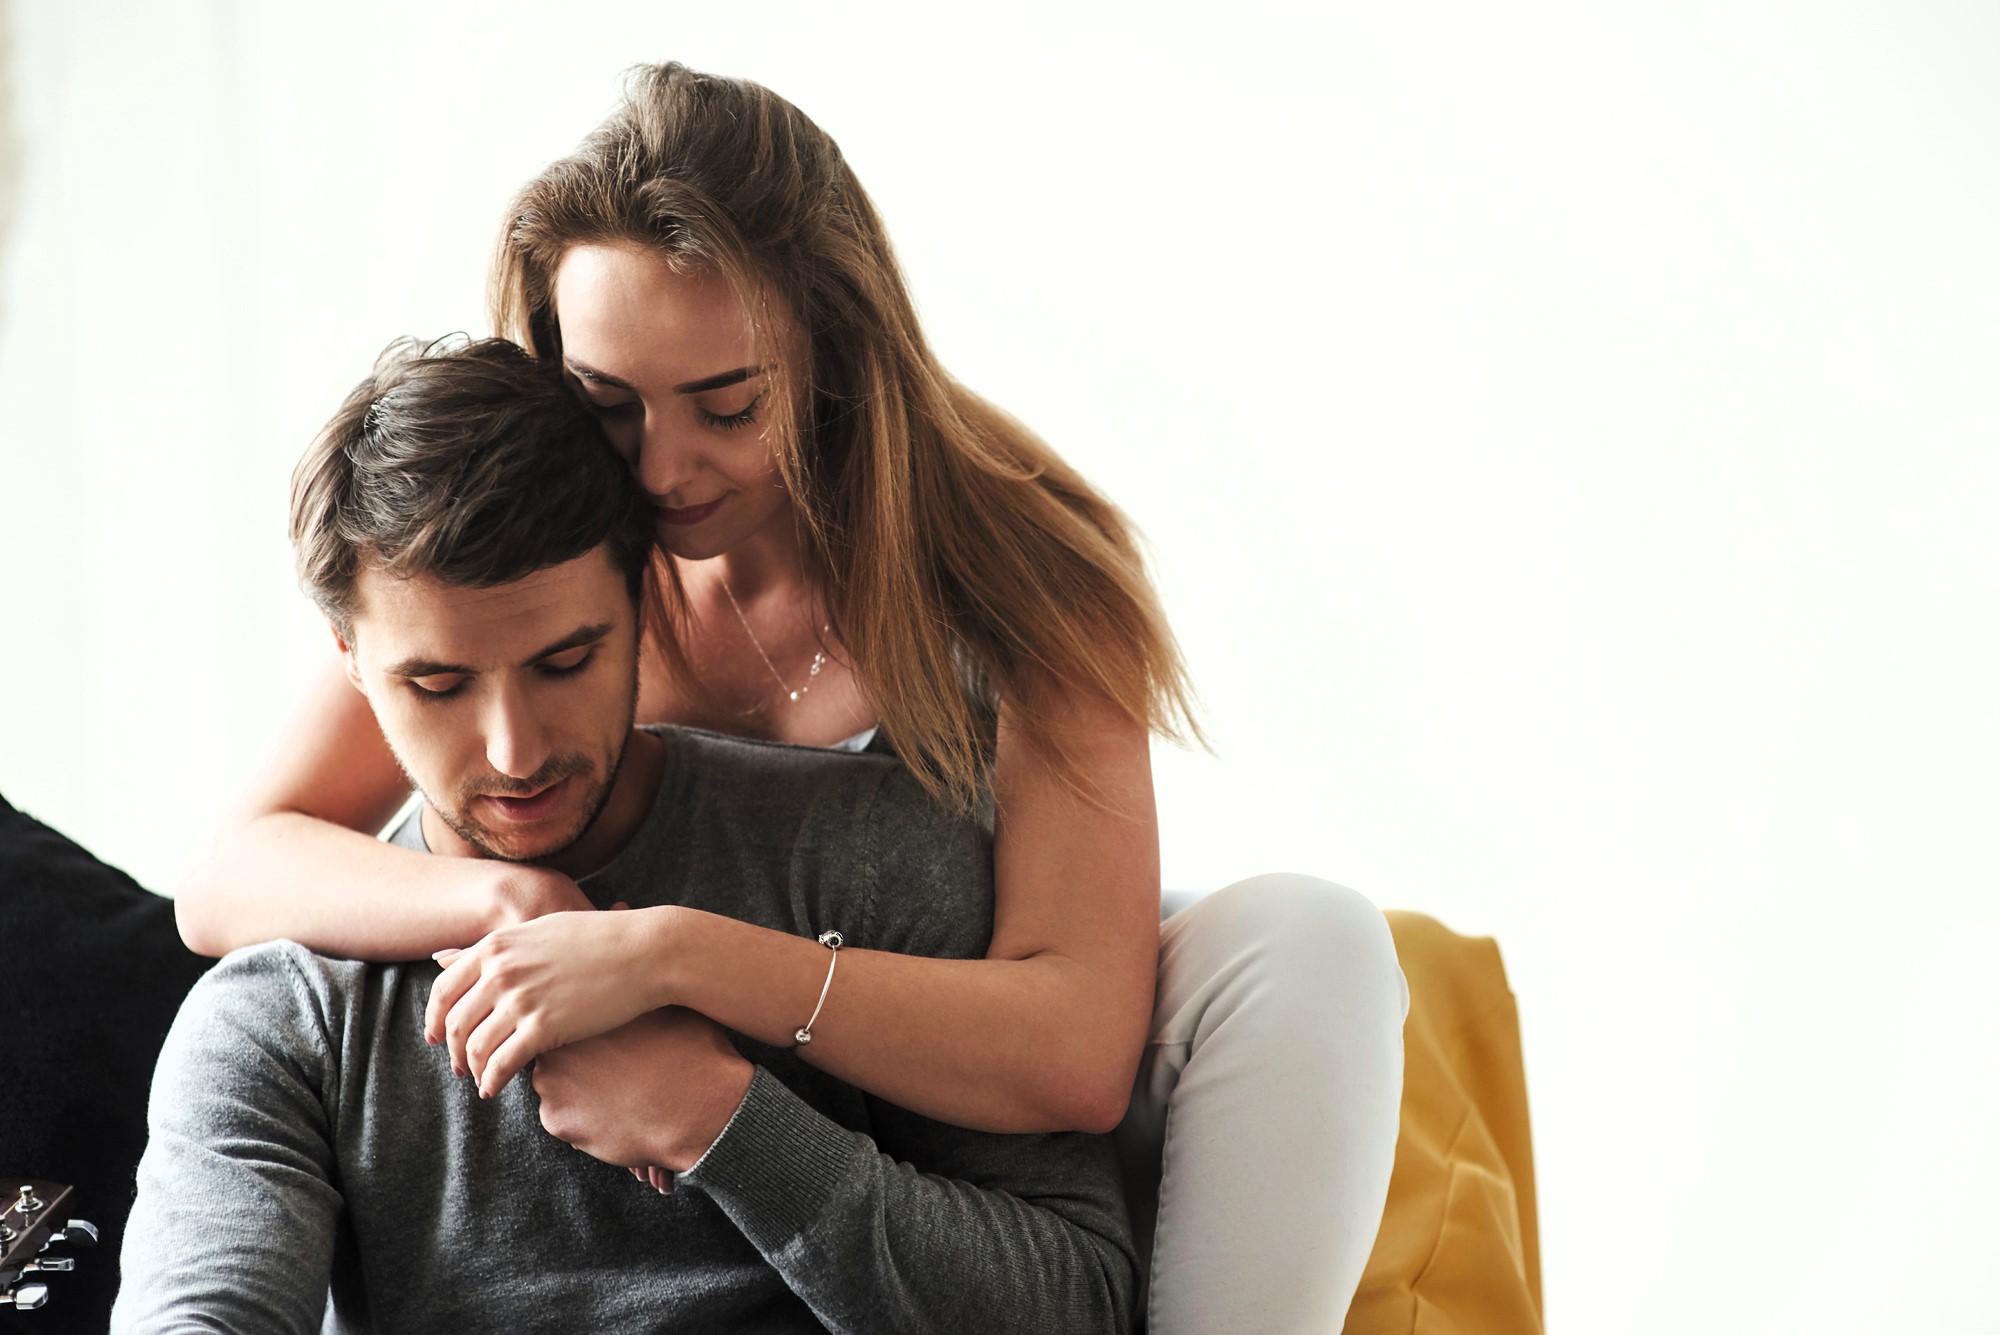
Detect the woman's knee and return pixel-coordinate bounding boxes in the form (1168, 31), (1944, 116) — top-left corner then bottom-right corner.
(1165, 873), (1407, 1022)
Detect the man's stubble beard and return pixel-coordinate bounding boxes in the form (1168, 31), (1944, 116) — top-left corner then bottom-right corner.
(434, 746), (618, 864)
(400, 669), (640, 865)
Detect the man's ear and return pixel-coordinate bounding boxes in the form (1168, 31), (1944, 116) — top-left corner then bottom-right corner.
(331, 621), (366, 695)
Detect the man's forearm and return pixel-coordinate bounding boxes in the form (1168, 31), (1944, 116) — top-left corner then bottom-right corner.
(681, 1067), (1136, 1335)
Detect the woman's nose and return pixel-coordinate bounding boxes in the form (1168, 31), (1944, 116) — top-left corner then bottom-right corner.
(635, 416), (697, 501)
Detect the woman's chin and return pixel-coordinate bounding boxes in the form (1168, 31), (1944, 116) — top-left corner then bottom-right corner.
(650, 510), (722, 558)
(651, 501), (790, 564)
(654, 527), (732, 563)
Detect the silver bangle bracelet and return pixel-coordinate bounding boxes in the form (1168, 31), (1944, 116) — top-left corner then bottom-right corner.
(792, 930), (844, 1047)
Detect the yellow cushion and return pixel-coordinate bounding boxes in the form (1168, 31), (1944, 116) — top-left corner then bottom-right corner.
(1344, 912), (1542, 1334)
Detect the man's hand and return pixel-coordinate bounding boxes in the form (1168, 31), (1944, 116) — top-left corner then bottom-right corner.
(533, 1007), (755, 1174)
(424, 904), (671, 1098)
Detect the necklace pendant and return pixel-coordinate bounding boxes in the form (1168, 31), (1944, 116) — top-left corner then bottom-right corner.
(720, 577), (830, 708)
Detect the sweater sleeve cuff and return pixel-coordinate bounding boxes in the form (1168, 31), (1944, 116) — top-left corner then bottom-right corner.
(679, 1065), (868, 1254)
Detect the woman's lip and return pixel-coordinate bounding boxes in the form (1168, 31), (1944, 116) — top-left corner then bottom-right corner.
(480, 775), (572, 824)
(657, 498), (724, 526)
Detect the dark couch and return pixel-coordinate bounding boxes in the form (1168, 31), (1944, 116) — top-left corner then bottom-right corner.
(0, 792), (213, 1334)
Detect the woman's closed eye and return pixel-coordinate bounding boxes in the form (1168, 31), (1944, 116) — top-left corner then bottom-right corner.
(566, 369), (638, 419)
(698, 391), (763, 432)
(582, 396), (641, 420)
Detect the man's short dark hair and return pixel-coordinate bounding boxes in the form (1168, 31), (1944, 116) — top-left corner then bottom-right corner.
(291, 336), (652, 639)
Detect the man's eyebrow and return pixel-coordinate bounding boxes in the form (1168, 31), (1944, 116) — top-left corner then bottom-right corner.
(562, 357), (763, 396)
(386, 654), (469, 678)
(384, 622), (615, 678)
(526, 621), (616, 664)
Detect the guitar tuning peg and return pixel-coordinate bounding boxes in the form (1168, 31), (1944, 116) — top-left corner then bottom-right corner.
(3, 1281), (50, 1310)
(22, 1256), (73, 1273)
(48, 1219), (98, 1248)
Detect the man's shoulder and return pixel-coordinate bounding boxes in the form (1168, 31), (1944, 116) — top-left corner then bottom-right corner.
(151, 941), (383, 1101)
(653, 724), (976, 815)
(646, 724), (994, 951)
(655, 725), (983, 852)
(382, 795), (427, 852)
(654, 724), (903, 780)
(189, 939), (375, 1027)
(650, 724), (910, 827)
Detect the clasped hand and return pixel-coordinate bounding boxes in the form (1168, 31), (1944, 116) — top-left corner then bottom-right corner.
(424, 898), (668, 1098)
(423, 895), (753, 1180)
(533, 1007), (754, 1179)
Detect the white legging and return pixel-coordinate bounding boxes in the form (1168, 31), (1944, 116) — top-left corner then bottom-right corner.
(1113, 874), (1409, 1334)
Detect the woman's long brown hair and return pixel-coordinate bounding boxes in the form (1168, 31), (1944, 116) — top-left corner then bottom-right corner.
(492, 62), (1198, 809)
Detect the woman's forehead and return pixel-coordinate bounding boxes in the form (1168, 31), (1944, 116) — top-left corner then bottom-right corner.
(552, 244), (769, 374)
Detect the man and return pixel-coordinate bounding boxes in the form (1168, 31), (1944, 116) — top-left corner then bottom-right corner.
(111, 338), (1135, 1333)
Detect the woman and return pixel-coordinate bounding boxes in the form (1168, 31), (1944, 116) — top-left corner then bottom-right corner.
(175, 63), (1406, 1332)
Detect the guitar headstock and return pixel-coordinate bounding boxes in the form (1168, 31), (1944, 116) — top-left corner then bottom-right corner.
(1, 1181), (96, 1314)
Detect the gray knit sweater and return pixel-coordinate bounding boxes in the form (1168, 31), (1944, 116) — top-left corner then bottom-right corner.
(113, 726), (1135, 1333)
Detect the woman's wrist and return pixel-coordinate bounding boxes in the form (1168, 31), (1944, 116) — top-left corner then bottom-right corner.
(640, 903), (695, 1011)
(483, 862), (591, 930)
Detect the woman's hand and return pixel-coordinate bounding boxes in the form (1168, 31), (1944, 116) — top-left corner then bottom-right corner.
(423, 904), (676, 1098)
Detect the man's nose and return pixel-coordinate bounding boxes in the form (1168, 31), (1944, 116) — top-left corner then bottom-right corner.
(484, 680), (551, 781)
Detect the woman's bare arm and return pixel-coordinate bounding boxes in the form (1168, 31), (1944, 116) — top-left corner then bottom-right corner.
(432, 685), (1162, 1134)
(175, 654), (587, 959)
(760, 686), (1160, 1132)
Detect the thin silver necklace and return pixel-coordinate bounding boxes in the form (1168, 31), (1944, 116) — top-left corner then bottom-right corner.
(719, 579), (829, 704)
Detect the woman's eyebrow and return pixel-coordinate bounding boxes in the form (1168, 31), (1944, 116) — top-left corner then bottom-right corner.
(672, 365), (762, 395)
(562, 358), (637, 392)
(562, 359), (763, 396)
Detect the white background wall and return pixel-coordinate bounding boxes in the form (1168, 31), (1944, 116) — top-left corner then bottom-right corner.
(2, 1), (1995, 1328)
